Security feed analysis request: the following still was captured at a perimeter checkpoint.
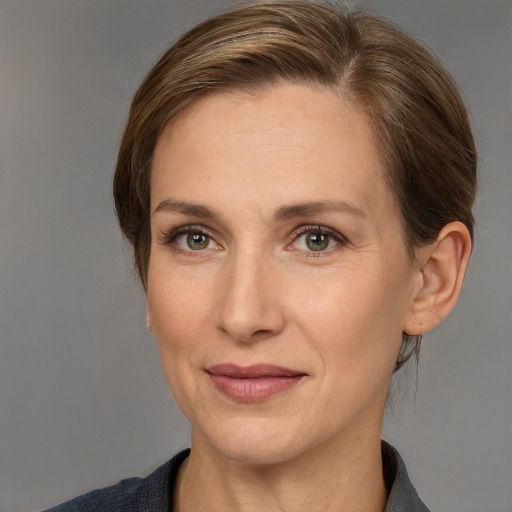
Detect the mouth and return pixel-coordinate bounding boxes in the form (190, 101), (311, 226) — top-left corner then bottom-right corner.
(206, 364), (307, 402)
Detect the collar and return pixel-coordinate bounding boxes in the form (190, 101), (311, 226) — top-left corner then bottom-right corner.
(382, 440), (431, 512)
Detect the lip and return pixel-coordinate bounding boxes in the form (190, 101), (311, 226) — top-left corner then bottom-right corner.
(206, 364), (306, 402)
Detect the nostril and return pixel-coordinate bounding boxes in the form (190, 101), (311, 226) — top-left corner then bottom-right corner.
(215, 258), (286, 342)
(216, 310), (286, 344)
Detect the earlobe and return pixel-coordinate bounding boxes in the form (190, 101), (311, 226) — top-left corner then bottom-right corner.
(146, 306), (153, 334)
(403, 222), (472, 336)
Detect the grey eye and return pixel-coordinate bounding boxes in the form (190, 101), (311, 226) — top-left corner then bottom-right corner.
(305, 233), (330, 251)
(186, 233), (211, 250)
(171, 226), (221, 252)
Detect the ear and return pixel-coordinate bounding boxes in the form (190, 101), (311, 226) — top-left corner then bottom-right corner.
(403, 222), (472, 336)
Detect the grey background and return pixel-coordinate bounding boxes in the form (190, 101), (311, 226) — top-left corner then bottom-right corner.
(0, 1), (510, 511)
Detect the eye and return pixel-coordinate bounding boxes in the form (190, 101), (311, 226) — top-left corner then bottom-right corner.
(301, 232), (331, 251)
(290, 226), (345, 253)
(161, 225), (221, 253)
(175, 231), (217, 251)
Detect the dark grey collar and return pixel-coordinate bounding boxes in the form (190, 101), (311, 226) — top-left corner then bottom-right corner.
(43, 442), (430, 511)
(382, 440), (431, 512)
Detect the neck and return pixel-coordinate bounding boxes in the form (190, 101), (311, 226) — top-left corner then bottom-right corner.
(174, 428), (387, 512)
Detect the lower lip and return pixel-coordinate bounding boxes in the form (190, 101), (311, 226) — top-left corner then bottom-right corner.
(208, 374), (304, 402)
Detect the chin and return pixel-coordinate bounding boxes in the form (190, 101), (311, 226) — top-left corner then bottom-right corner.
(193, 415), (324, 467)
(216, 441), (304, 467)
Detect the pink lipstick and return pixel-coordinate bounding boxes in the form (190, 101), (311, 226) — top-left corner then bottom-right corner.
(206, 364), (306, 402)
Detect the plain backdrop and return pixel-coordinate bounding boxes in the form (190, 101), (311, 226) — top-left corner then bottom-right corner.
(1, 1), (511, 511)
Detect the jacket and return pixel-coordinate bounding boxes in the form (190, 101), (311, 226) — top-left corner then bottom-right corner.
(43, 441), (430, 511)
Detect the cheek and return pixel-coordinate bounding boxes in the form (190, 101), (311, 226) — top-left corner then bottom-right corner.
(147, 269), (206, 384)
(291, 262), (408, 369)
(302, 275), (407, 420)
(147, 273), (210, 418)
(148, 257), (212, 334)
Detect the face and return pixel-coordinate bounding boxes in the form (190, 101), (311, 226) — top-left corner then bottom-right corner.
(147, 83), (419, 465)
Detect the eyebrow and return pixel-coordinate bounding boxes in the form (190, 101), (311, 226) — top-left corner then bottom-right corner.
(153, 198), (367, 221)
(153, 199), (220, 218)
(274, 200), (367, 222)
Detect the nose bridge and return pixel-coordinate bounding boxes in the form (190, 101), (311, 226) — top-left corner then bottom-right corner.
(216, 246), (284, 343)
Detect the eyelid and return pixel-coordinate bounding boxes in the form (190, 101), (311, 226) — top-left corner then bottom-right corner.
(158, 224), (222, 251)
(287, 224), (349, 253)
(159, 224), (207, 242)
(157, 223), (347, 254)
(289, 224), (347, 241)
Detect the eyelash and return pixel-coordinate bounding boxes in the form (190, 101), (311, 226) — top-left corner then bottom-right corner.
(160, 225), (217, 255)
(287, 225), (348, 257)
(160, 224), (348, 256)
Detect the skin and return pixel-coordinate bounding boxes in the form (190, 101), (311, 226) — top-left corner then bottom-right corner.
(146, 83), (472, 512)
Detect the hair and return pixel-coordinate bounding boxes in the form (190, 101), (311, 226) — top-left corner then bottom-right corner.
(113, 0), (477, 369)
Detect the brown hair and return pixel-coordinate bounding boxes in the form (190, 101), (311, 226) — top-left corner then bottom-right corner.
(113, 0), (477, 368)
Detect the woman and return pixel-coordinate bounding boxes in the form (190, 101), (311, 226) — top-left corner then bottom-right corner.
(45, 1), (476, 511)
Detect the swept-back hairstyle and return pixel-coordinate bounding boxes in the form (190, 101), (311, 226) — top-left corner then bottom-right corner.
(113, 0), (476, 369)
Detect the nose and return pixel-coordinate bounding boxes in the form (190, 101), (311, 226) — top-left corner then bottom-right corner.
(215, 251), (286, 343)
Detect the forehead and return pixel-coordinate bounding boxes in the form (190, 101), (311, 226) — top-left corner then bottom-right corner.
(151, 83), (395, 223)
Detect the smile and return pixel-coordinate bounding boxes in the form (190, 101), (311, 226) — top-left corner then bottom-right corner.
(206, 364), (307, 402)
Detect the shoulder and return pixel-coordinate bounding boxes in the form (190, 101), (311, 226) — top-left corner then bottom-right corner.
(42, 449), (190, 512)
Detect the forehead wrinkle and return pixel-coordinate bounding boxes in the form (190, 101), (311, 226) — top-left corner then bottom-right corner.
(274, 200), (367, 223)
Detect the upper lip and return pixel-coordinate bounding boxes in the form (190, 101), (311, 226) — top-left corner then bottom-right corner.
(206, 364), (306, 378)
